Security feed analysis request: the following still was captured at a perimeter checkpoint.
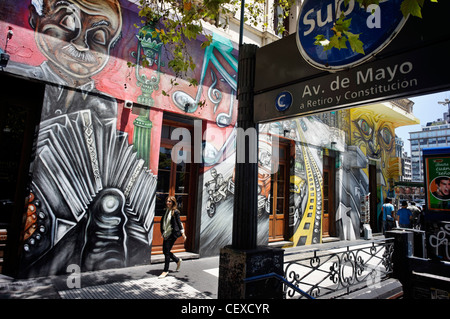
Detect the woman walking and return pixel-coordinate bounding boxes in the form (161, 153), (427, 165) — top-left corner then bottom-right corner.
(159, 196), (187, 278)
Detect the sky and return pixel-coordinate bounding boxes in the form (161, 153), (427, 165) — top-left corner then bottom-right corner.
(395, 90), (450, 156)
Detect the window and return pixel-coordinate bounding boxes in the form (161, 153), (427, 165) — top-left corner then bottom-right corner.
(155, 121), (193, 217)
(152, 118), (198, 254)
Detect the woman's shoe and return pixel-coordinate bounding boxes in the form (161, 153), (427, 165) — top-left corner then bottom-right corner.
(158, 271), (169, 278)
(176, 258), (182, 271)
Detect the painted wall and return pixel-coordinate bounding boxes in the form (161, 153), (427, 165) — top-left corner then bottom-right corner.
(0, 0), (239, 276)
(0, 0), (427, 277)
(263, 103), (419, 246)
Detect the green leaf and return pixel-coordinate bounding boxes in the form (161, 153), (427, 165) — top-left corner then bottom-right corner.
(400, 0), (424, 18)
(338, 36), (348, 50)
(327, 35), (340, 50)
(314, 34), (326, 44)
(344, 31), (365, 54)
(334, 14), (351, 33)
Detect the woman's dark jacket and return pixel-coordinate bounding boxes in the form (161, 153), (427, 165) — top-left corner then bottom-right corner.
(161, 209), (183, 238)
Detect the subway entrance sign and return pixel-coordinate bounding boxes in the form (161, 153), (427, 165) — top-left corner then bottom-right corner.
(297, 0), (407, 71)
(254, 1), (450, 123)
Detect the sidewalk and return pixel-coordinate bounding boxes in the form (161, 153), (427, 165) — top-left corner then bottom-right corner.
(0, 236), (387, 299)
(0, 252), (219, 299)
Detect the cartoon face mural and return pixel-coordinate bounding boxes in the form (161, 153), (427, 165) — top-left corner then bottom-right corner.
(19, 0), (121, 121)
(349, 104), (419, 232)
(350, 103), (419, 198)
(30, 0), (122, 81)
(351, 108), (396, 187)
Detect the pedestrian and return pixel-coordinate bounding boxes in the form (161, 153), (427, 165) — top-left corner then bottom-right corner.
(381, 197), (395, 234)
(407, 201), (421, 229)
(159, 196), (187, 278)
(396, 200), (413, 228)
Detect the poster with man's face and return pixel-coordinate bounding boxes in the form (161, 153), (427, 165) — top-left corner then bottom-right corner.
(426, 156), (450, 211)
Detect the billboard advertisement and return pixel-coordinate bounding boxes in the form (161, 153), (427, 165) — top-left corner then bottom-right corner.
(424, 148), (450, 214)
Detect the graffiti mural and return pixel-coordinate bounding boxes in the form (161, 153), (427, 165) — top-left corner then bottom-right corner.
(172, 33), (237, 123)
(350, 103), (419, 230)
(1, 0), (242, 272)
(1, 1), (429, 276)
(25, 110), (157, 275)
(260, 102), (419, 246)
(200, 155), (235, 256)
(350, 108), (395, 189)
(2, 0), (160, 277)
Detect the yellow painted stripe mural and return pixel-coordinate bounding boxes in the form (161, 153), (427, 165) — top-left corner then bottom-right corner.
(288, 119), (323, 246)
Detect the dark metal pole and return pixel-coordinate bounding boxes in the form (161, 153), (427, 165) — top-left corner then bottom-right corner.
(232, 43), (258, 250)
(239, 0), (245, 47)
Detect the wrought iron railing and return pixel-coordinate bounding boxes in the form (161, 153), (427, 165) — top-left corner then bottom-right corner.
(283, 238), (395, 299)
(244, 272), (315, 299)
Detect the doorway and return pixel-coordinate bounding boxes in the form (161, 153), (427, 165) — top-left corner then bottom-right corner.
(368, 164), (378, 232)
(0, 73), (44, 275)
(151, 118), (198, 255)
(322, 154), (336, 238)
(269, 140), (289, 242)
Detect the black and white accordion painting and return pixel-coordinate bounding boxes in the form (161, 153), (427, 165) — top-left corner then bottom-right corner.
(21, 109), (157, 276)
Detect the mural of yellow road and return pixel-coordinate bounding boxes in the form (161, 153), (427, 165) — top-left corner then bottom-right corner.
(290, 119), (323, 246)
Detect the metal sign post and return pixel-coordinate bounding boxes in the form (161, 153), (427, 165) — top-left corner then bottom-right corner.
(218, 44), (284, 299)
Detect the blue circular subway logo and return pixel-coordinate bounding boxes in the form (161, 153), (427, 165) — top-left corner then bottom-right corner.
(276, 91), (293, 112)
(296, 0), (408, 71)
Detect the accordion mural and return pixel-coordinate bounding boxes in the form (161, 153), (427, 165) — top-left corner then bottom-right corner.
(23, 110), (157, 275)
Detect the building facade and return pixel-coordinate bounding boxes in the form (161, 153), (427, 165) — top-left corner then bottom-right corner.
(395, 136), (412, 182)
(410, 122), (450, 182)
(402, 152), (412, 182)
(0, 0), (420, 278)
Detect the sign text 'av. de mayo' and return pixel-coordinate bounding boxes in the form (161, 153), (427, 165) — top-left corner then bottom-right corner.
(253, 0), (450, 123)
(296, 0), (408, 71)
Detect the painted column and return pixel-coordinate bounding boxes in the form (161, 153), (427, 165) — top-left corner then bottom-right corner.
(132, 23), (162, 167)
